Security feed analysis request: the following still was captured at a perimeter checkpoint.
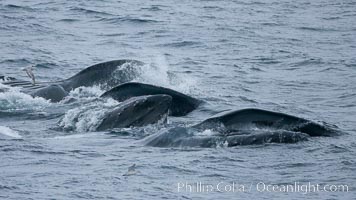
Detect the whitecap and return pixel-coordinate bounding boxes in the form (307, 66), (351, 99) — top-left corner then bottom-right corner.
(0, 126), (21, 138)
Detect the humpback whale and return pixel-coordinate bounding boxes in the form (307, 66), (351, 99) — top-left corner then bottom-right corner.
(193, 108), (341, 137)
(1, 60), (144, 102)
(143, 108), (342, 148)
(101, 82), (202, 116)
(96, 95), (172, 131)
(144, 127), (310, 148)
(60, 59), (143, 91)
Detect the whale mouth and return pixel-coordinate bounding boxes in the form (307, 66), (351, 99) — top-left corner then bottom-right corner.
(128, 95), (172, 127)
(90, 95), (172, 131)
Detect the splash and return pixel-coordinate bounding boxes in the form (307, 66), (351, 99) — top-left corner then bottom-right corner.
(59, 98), (119, 132)
(0, 126), (21, 138)
(196, 129), (218, 136)
(62, 85), (105, 103)
(0, 83), (51, 111)
(134, 54), (199, 95)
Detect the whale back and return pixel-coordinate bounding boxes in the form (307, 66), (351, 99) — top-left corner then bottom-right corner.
(144, 127), (309, 148)
(61, 60), (144, 91)
(1, 60), (144, 102)
(194, 108), (341, 137)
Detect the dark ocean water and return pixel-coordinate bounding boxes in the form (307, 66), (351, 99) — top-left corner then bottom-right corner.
(0, 0), (355, 199)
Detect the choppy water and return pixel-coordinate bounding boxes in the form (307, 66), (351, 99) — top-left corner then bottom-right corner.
(1, 0), (355, 199)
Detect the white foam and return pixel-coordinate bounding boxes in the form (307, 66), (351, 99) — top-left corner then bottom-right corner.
(52, 133), (99, 139)
(59, 98), (119, 132)
(134, 54), (199, 95)
(0, 126), (21, 138)
(0, 82), (10, 88)
(61, 86), (105, 103)
(196, 129), (217, 136)
(0, 84), (51, 111)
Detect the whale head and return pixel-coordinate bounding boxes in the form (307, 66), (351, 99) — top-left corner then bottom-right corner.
(96, 95), (172, 131)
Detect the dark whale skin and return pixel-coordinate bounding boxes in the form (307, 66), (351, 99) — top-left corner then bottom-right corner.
(101, 82), (201, 116)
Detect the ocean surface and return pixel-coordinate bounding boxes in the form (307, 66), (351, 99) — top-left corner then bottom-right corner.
(0, 0), (355, 199)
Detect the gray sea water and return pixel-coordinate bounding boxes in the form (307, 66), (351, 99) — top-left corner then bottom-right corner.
(1, 0), (356, 199)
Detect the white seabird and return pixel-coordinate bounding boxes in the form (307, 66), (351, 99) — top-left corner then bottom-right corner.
(22, 65), (36, 85)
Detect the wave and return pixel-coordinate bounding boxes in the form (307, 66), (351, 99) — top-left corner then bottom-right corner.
(239, 96), (258, 103)
(96, 16), (160, 24)
(33, 62), (59, 69)
(57, 18), (80, 23)
(296, 26), (340, 32)
(0, 58), (31, 65)
(260, 22), (286, 27)
(0, 126), (21, 138)
(70, 7), (114, 16)
(250, 67), (263, 72)
(140, 6), (163, 11)
(248, 57), (282, 65)
(322, 16), (341, 20)
(345, 63), (356, 68)
(289, 58), (324, 68)
(161, 41), (203, 48)
(96, 33), (125, 37)
(319, 67), (345, 72)
(4, 4), (35, 11)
